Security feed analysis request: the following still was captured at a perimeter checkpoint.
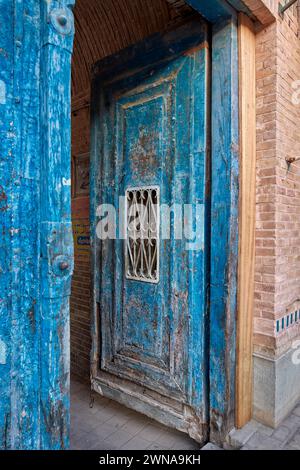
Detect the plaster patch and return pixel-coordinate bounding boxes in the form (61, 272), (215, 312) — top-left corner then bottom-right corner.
(0, 339), (7, 365)
(62, 177), (71, 186)
(0, 80), (6, 104)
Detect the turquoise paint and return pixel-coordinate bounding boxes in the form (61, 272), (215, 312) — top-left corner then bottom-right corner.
(186, 1), (239, 444)
(209, 18), (239, 443)
(0, 0), (14, 450)
(0, 0), (74, 450)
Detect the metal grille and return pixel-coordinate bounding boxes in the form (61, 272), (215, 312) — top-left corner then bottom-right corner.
(125, 187), (159, 283)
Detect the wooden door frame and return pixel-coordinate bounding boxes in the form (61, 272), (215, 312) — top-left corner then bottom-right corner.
(185, 1), (240, 443)
(0, 0), (75, 449)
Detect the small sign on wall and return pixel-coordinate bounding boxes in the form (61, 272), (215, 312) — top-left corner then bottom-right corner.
(73, 219), (90, 257)
(72, 152), (90, 198)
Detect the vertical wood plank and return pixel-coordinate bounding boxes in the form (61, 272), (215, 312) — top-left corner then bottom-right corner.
(209, 17), (239, 444)
(0, 0), (42, 449)
(236, 12), (256, 428)
(0, 0), (14, 449)
(10, 0), (41, 450)
(39, 0), (75, 450)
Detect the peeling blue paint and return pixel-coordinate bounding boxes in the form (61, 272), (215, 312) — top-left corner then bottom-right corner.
(0, 80), (6, 104)
(0, 0), (74, 450)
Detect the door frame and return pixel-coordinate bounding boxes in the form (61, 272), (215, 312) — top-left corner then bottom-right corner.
(184, 1), (256, 442)
(184, 1), (240, 444)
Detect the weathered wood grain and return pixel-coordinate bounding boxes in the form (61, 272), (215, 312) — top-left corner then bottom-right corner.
(0, 0), (14, 450)
(209, 17), (240, 444)
(0, 0), (75, 450)
(39, 0), (75, 450)
(236, 12), (256, 429)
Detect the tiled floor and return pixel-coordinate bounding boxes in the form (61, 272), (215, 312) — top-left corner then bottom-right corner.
(70, 378), (200, 450)
(71, 377), (300, 450)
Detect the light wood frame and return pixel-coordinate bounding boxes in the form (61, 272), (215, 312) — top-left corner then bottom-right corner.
(236, 12), (256, 428)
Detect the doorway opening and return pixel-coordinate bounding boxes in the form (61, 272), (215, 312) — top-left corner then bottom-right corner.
(70, 0), (208, 450)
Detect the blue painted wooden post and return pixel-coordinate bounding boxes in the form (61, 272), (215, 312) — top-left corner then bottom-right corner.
(0, 0), (75, 449)
(209, 18), (239, 443)
(40, 0), (75, 450)
(0, 0), (43, 449)
(0, 0), (15, 450)
(185, 0), (240, 444)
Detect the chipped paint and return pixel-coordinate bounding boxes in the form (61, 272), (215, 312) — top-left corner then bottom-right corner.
(0, 186), (8, 212)
(62, 177), (71, 186)
(0, 79), (6, 104)
(0, 339), (7, 365)
(0, 0), (74, 450)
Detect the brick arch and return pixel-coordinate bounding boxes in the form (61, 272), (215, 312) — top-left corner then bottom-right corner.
(72, 0), (184, 98)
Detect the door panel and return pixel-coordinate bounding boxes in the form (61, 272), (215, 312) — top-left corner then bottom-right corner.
(91, 18), (209, 441)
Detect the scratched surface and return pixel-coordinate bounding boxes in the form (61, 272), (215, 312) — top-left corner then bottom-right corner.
(0, 0), (74, 450)
(90, 18), (210, 443)
(0, 0), (14, 451)
(209, 17), (239, 444)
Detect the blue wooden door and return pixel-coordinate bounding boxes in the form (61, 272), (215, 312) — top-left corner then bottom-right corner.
(91, 17), (209, 442)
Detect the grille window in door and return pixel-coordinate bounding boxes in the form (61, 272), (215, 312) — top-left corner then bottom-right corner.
(125, 187), (159, 283)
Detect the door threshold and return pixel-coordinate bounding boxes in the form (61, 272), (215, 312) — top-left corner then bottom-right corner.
(92, 376), (208, 444)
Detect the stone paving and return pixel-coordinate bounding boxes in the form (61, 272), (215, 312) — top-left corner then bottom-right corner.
(229, 406), (300, 450)
(71, 378), (300, 450)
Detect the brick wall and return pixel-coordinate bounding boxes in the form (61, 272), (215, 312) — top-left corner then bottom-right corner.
(254, 1), (300, 358)
(70, 0), (177, 381)
(70, 102), (91, 381)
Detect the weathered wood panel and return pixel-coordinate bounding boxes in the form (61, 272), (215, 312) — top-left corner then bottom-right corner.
(39, 0), (75, 450)
(236, 12), (256, 429)
(209, 17), (239, 444)
(10, 0), (41, 450)
(0, 0), (75, 450)
(0, 0), (15, 450)
(0, 0), (42, 450)
(70, 1), (184, 382)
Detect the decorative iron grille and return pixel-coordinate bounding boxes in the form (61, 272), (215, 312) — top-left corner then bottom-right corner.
(125, 186), (159, 283)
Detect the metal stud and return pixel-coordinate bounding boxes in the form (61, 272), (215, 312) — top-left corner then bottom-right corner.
(57, 14), (68, 27)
